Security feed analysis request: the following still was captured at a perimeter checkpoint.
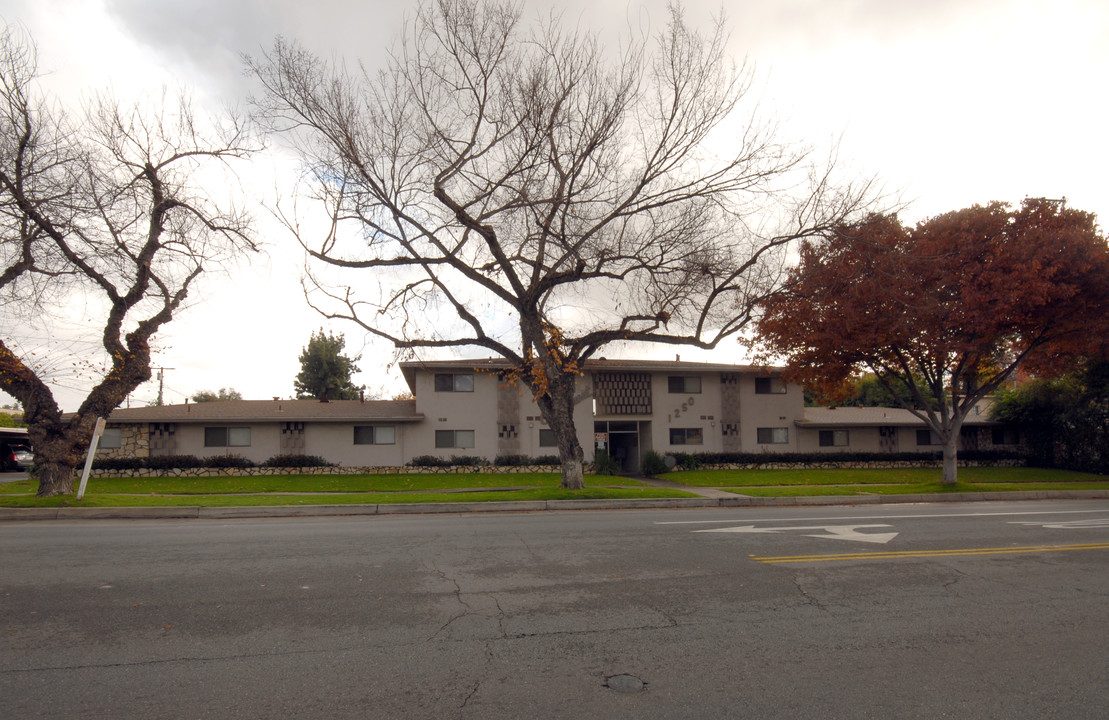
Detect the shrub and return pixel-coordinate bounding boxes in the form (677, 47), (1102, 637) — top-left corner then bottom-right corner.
(91, 457), (145, 471)
(146, 454), (204, 470)
(670, 452), (701, 471)
(664, 450), (1023, 466)
(202, 455), (255, 469)
(591, 449), (619, 475)
(410, 455), (449, 467)
(449, 455), (488, 467)
(494, 454), (562, 467)
(641, 450), (668, 476)
(262, 454), (335, 468)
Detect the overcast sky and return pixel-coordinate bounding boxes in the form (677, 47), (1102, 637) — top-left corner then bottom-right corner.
(2, 0), (1107, 410)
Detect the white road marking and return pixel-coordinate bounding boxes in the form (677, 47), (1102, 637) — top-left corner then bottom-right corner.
(657, 508), (1109, 526)
(694, 524), (899, 544)
(1010, 518), (1109, 529)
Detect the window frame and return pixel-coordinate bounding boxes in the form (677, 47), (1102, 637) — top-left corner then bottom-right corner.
(204, 426), (251, 448)
(756, 427), (790, 444)
(435, 429), (475, 449)
(99, 427), (123, 449)
(755, 377), (787, 395)
(669, 427), (704, 445)
(667, 375), (702, 394)
(434, 373), (474, 392)
(819, 429), (850, 447)
(354, 425), (396, 445)
(538, 428), (557, 447)
(916, 429), (941, 446)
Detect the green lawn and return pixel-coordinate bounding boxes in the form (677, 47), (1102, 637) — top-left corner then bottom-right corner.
(666, 466), (1109, 488)
(3, 466), (1106, 508)
(665, 467), (1109, 497)
(0, 472), (645, 495)
(0, 472), (694, 508)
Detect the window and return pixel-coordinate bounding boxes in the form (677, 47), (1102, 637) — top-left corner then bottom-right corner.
(99, 427), (122, 449)
(435, 429), (475, 448)
(538, 429), (557, 447)
(916, 429), (940, 446)
(757, 427), (789, 444)
(204, 427), (250, 447)
(992, 426), (1019, 445)
(354, 426), (396, 445)
(819, 430), (849, 447)
(755, 377), (787, 394)
(434, 373), (474, 392)
(669, 427), (704, 445)
(667, 376), (702, 394)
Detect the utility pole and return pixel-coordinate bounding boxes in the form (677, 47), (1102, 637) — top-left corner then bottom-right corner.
(155, 367), (175, 406)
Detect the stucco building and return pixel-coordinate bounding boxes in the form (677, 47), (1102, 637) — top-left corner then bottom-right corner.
(96, 359), (1018, 469)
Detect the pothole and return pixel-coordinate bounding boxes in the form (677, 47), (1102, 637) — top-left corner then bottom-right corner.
(605, 674), (647, 693)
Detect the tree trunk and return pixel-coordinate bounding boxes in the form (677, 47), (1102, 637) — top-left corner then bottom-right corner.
(27, 416), (92, 498)
(527, 358), (588, 490)
(941, 435), (959, 486)
(35, 460), (78, 497)
(560, 456), (585, 490)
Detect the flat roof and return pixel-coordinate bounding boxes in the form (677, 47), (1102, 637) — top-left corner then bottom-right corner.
(399, 357), (782, 390)
(797, 405), (1000, 428)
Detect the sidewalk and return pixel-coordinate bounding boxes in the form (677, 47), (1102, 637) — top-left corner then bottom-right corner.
(3, 488), (1108, 521)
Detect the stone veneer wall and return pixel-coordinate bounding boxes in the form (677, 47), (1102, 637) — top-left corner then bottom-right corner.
(89, 464), (564, 478)
(96, 425), (149, 460)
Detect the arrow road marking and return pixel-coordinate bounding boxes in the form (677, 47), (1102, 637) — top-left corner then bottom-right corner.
(694, 524), (899, 545)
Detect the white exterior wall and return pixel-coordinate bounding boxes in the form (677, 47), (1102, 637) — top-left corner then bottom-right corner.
(305, 423), (409, 466)
(502, 377), (595, 461)
(174, 423), (283, 464)
(406, 369), (498, 459)
(796, 426), (889, 453)
(653, 372), (725, 454)
(409, 369), (595, 462)
(739, 376), (805, 452)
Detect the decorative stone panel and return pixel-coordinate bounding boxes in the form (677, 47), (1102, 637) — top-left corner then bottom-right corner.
(149, 423), (177, 456)
(720, 373), (741, 452)
(281, 422), (305, 454)
(593, 372), (652, 416)
(496, 378), (521, 455)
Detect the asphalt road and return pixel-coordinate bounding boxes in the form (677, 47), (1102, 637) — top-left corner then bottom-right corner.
(3, 500), (1109, 719)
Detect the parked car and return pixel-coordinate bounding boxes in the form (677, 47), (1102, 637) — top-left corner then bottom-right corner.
(1, 442), (33, 471)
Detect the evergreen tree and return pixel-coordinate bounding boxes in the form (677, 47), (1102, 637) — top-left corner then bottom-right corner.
(293, 329), (362, 401)
(191, 388), (243, 403)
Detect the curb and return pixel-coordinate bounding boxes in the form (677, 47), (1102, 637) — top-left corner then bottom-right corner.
(3, 490), (1109, 521)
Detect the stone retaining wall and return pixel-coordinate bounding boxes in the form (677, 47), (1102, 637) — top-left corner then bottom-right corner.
(89, 464), (563, 478)
(88, 458), (1023, 478)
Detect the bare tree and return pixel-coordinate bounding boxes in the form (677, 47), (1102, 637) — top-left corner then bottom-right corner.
(248, 0), (873, 488)
(0, 26), (257, 496)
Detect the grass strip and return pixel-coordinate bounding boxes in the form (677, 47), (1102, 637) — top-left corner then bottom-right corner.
(726, 481), (1109, 497)
(667, 467), (1108, 487)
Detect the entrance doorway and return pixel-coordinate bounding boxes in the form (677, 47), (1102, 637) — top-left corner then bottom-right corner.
(595, 421), (651, 474)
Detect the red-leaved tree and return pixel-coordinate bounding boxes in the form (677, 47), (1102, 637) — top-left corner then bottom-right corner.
(756, 198), (1109, 484)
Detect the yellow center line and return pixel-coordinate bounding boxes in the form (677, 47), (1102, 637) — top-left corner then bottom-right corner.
(751, 543), (1109, 564)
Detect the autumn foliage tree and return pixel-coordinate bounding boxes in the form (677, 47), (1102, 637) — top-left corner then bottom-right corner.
(756, 198), (1109, 484)
(247, 0), (872, 488)
(0, 27), (256, 496)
